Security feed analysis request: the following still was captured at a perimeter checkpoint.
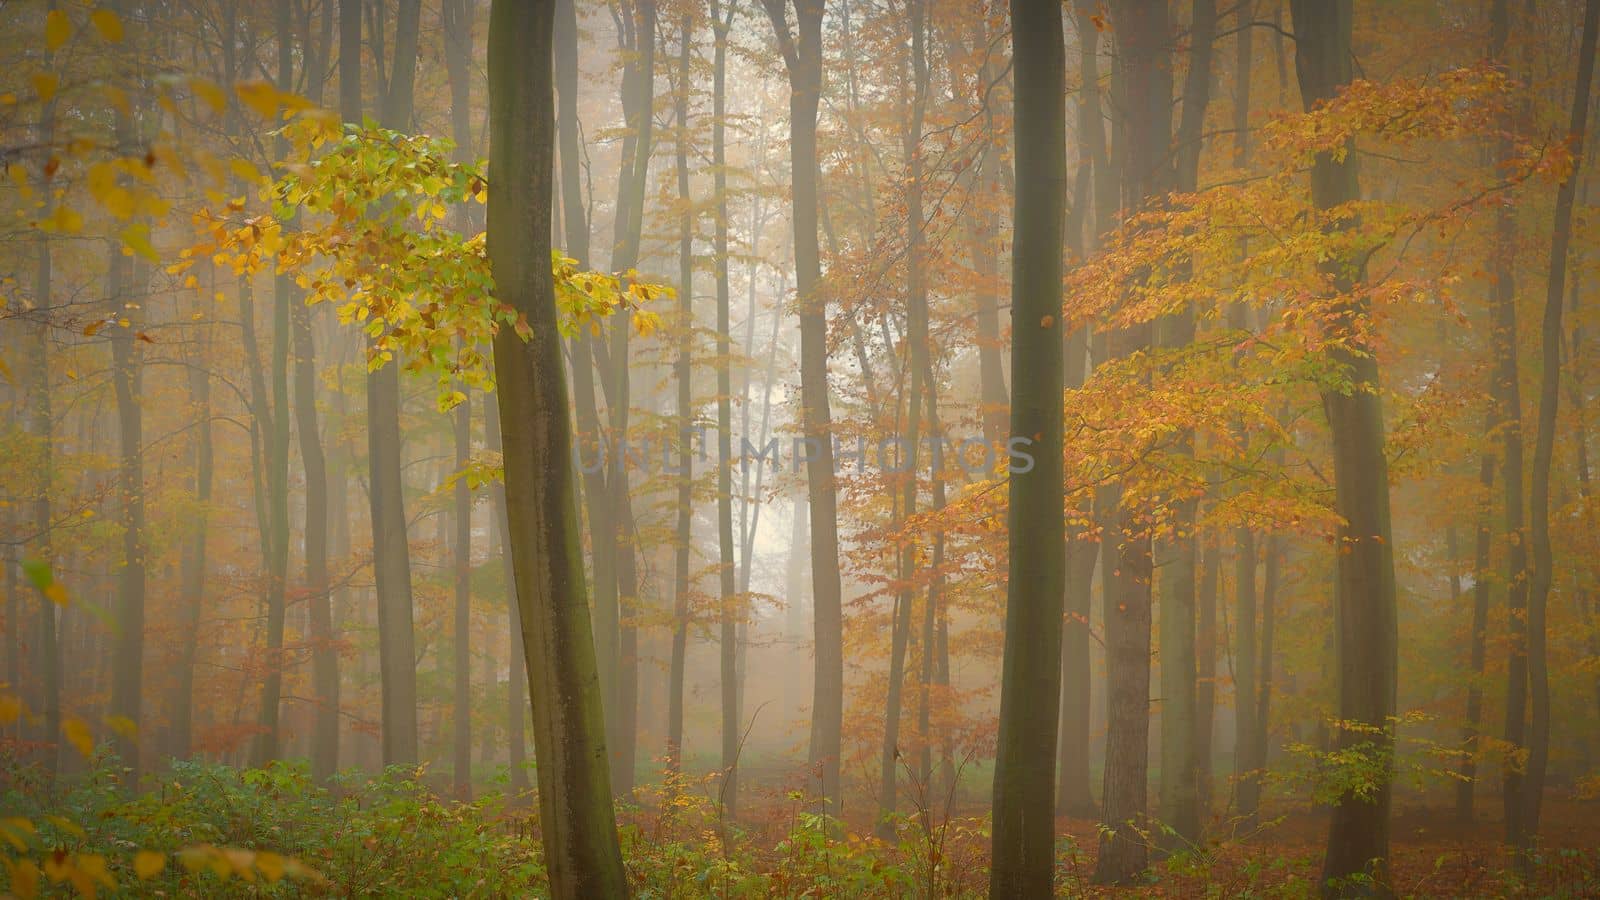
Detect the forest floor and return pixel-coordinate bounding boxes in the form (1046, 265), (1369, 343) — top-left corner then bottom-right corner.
(2, 754), (1597, 897)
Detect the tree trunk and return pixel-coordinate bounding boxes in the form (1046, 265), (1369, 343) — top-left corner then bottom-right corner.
(485, 393), (529, 791)
(443, 0), (477, 801)
(1095, 0), (1171, 884)
(878, 0), (931, 836)
(487, 1), (629, 893)
(28, 96), (61, 772)
(759, 0), (843, 816)
(712, 0), (741, 823)
(1521, 0), (1600, 849)
(1291, 2), (1402, 891)
(667, 11), (695, 774)
(1157, 0), (1216, 848)
(989, 0), (1066, 892)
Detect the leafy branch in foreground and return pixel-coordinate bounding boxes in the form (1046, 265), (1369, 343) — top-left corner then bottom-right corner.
(171, 121), (670, 410)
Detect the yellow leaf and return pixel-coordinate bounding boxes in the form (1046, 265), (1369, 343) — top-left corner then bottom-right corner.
(44, 583), (68, 606)
(10, 858), (40, 899)
(133, 851), (165, 880)
(228, 157), (261, 184)
(120, 224), (158, 261)
(39, 205), (83, 234)
(254, 851), (285, 883)
(31, 73), (58, 103)
(106, 715), (137, 741)
(45, 10), (72, 51)
(0, 816), (36, 851)
(90, 9), (124, 42)
(235, 81), (280, 120)
(0, 695), (20, 725)
(191, 77), (227, 114)
(63, 718), (94, 759)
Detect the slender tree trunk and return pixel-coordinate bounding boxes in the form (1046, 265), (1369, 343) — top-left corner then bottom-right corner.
(292, 0), (337, 783)
(443, 0), (477, 800)
(488, 2), (628, 892)
(1291, 2), (1402, 891)
(759, 0), (843, 816)
(485, 394), (528, 791)
(366, 0), (424, 767)
(1522, 0), (1600, 848)
(878, 0), (930, 835)
(712, 0), (740, 822)
(667, 12), (695, 773)
(1095, 0), (1171, 884)
(989, 0), (1066, 892)
(28, 97), (61, 771)
(1197, 526), (1220, 815)
(1157, 0), (1216, 848)
(1057, 4), (1109, 820)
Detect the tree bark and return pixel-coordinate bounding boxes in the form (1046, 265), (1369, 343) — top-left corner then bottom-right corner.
(988, 0), (1066, 892)
(487, 1), (629, 893)
(759, 0), (844, 816)
(1291, 1), (1402, 892)
(1521, 0), (1600, 849)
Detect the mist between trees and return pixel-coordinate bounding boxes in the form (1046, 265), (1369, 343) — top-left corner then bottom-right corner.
(3, 0), (1600, 897)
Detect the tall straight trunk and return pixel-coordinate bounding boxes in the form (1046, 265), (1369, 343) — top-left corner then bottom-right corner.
(1227, 0), (1263, 824)
(712, 0), (740, 820)
(1196, 526), (1220, 814)
(1095, 0), (1171, 885)
(1522, 0), (1600, 847)
(296, 0), (336, 784)
(1253, 532), (1281, 786)
(108, 248), (146, 779)
(971, 46), (1009, 448)
(554, 0), (619, 790)
(759, 0), (843, 815)
(487, 3), (629, 893)
(452, 390), (472, 796)
(251, 0), (297, 768)
(1157, 0), (1215, 847)
(485, 395), (528, 791)
(363, 0), (423, 767)
(1234, 526), (1260, 816)
(988, 0), (1066, 893)
(172, 333), (214, 763)
(1057, 4), (1109, 819)
(599, 0), (656, 798)
(1485, 0), (1534, 845)
(28, 95), (61, 772)
(443, 0), (477, 801)
(1291, 2), (1402, 890)
(667, 12), (694, 772)
(878, 0), (930, 834)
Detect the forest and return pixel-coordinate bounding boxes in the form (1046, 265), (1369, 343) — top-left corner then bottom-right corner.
(2, 0), (1600, 896)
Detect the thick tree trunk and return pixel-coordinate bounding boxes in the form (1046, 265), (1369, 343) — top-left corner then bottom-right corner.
(988, 0), (1066, 893)
(487, 2), (628, 893)
(1291, 2), (1402, 892)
